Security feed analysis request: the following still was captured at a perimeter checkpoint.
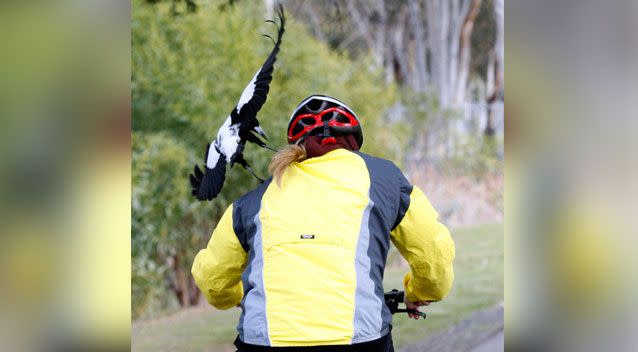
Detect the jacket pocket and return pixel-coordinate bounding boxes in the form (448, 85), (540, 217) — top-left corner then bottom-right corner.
(263, 241), (357, 343)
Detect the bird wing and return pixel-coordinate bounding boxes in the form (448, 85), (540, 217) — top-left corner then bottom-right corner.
(189, 5), (285, 202)
(190, 143), (227, 201)
(231, 4), (285, 124)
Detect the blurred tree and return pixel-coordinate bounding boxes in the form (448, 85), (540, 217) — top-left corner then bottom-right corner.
(484, 0), (503, 137)
(290, 0), (504, 173)
(132, 132), (221, 316)
(146, 0), (198, 14)
(290, 0), (501, 109)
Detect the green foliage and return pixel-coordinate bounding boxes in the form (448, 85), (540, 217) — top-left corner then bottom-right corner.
(132, 132), (210, 318)
(384, 223), (503, 348)
(132, 0), (398, 317)
(132, 254), (177, 319)
(132, 132), (208, 255)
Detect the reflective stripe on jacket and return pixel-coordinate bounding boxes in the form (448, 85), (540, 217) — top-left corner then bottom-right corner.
(192, 148), (455, 347)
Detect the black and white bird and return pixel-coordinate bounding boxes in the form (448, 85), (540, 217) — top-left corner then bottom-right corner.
(190, 5), (285, 201)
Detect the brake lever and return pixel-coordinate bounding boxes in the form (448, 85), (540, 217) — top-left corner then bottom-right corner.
(394, 308), (427, 319)
(384, 289), (427, 319)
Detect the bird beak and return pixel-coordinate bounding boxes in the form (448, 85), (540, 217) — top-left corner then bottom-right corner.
(253, 126), (268, 140)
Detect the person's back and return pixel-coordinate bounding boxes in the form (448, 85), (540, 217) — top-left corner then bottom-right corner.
(192, 95), (455, 351)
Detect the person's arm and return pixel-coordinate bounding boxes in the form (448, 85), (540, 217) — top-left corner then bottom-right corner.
(191, 204), (247, 309)
(391, 185), (455, 303)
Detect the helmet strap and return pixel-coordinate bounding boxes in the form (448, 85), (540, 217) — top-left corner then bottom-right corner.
(320, 121), (337, 145)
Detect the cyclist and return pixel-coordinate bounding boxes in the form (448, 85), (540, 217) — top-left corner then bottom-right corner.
(192, 95), (455, 351)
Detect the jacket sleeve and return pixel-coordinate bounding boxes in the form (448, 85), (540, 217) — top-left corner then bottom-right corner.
(191, 204), (247, 309)
(390, 185), (455, 302)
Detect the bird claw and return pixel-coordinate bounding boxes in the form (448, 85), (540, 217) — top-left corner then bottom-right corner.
(243, 165), (265, 182)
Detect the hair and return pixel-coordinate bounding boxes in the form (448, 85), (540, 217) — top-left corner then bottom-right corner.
(268, 143), (307, 186)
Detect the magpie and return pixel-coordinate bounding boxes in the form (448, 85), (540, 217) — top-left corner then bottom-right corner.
(190, 4), (285, 201)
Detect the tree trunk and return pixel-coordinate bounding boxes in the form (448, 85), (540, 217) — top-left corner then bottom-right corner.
(485, 0), (504, 137)
(449, 0), (465, 100)
(347, 0), (381, 69)
(302, 2), (326, 43)
(425, 0), (452, 106)
(485, 52), (500, 137)
(408, 0), (428, 92)
(455, 0), (482, 105)
(494, 0), (504, 85)
(371, 0), (392, 83)
(173, 254), (190, 307)
(188, 275), (200, 305)
(263, 0), (274, 19)
(390, 8), (409, 85)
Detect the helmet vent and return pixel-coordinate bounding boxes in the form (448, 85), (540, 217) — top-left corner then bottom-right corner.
(287, 95), (363, 148)
(291, 124), (304, 136)
(336, 114), (350, 123)
(301, 117), (316, 125)
(304, 100), (327, 113)
(321, 112), (336, 122)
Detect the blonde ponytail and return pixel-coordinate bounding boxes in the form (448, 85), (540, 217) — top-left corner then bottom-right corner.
(268, 143), (307, 186)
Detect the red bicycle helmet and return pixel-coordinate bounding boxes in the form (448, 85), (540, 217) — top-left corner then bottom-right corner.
(287, 95), (363, 147)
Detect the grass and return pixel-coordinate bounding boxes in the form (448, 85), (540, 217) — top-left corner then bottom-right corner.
(133, 306), (241, 351)
(385, 223), (504, 348)
(132, 223), (503, 351)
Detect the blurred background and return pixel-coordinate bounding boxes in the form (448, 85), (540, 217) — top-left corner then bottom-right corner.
(132, 0), (503, 351)
(506, 1), (638, 351)
(0, 1), (130, 351)
(2, 0), (636, 352)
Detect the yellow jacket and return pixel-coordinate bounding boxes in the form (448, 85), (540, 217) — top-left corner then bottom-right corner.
(192, 149), (454, 346)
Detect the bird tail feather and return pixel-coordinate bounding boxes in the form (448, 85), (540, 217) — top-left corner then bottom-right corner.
(190, 158), (227, 201)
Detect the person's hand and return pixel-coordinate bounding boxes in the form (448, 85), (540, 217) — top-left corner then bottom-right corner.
(404, 295), (432, 320)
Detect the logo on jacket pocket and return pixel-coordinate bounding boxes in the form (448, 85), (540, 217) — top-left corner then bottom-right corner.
(300, 234), (315, 239)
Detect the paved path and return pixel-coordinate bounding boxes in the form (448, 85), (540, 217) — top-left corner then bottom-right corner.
(469, 329), (504, 352)
(400, 303), (504, 352)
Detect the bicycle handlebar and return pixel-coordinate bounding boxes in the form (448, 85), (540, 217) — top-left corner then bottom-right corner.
(384, 289), (427, 319)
